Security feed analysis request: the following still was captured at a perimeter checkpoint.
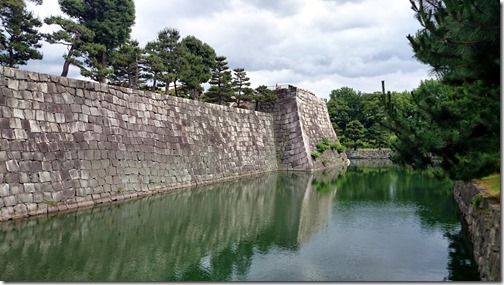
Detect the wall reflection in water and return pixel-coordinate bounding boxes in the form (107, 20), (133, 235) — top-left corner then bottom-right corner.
(0, 167), (345, 281)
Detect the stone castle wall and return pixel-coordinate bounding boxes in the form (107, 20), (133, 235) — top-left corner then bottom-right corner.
(258, 85), (346, 171)
(454, 181), (501, 281)
(346, 149), (391, 160)
(0, 67), (345, 221)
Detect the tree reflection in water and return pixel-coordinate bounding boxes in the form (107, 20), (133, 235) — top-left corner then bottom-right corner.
(0, 164), (479, 281)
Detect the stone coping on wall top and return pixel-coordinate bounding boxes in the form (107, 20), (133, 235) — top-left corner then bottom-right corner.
(1, 66), (267, 116)
(1, 67), (328, 114)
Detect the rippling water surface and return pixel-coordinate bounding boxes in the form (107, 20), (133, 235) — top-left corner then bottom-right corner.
(0, 164), (479, 281)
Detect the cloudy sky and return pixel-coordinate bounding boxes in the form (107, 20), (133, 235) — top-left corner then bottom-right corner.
(25, 0), (433, 99)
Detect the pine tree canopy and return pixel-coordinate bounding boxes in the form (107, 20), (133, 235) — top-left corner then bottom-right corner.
(0, 1), (43, 67)
(381, 0), (500, 181)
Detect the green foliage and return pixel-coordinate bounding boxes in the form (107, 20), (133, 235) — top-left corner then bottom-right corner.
(43, 15), (94, 76)
(254, 85), (276, 102)
(315, 137), (347, 154)
(179, 35), (216, 100)
(116, 186), (123, 193)
(407, 0), (499, 86)
(381, 0), (500, 181)
(345, 120), (365, 150)
(327, 87), (390, 149)
(108, 39), (142, 88)
(58, 0), (136, 82)
(327, 87), (359, 134)
(471, 193), (483, 210)
(232, 68), (253, 107)
(141, 28), (214, 98)
(329, 141), (346, 153)
(43, 200), (57, 207)
(141, 40), (165, 91)
(203, 55), (234, 105)
(154, 27), (185, 95)
(316, 142), (329, 153)
(321, 137), (330, 146)
(310, 151), (321, 159)
(0, 1), (43, 67)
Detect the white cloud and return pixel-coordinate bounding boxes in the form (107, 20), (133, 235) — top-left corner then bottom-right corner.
(23, 0), (431, 99)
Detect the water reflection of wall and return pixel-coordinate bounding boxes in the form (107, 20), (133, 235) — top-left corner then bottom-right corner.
(297, 168), (342, 245)
(0, 167), (345, 281)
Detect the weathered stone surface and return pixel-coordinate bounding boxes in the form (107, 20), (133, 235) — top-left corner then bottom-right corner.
(346, 149), (391, 159)
(38, 171), (52, 183)
(18, 193), (33, 204)
(454, 182), (501, 281)
(3, 195), (16, 207)
(0, 184), (9, 197)
(0, 207), (14, 221)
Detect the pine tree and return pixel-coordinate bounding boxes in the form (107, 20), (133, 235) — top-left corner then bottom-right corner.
(253, 85), (276, 110)
(43, 15), (94, 76)
(345, 120), (365, 150)
(232, 68), (252, 107)
(108, 39), (142, 88)
(179, 35), (216, 100)
(203, 56), (233, 105)
(141, 40), (164, 91)
(155, 28), (182, 95)
(380, 0), (500, 181)
(0, 2), (43, 67)
(57, 0), (135, 83)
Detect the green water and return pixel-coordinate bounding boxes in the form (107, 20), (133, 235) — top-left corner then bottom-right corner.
(0, 165), (479, 281)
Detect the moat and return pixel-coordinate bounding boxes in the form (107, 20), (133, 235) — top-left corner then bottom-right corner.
(0, 164), (479, 281)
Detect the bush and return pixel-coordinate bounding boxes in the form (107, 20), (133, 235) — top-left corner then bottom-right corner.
(329, 141), (347, 152)
(321, 137), (330, 146)
(316, 142), (329, 153)
(311, 151), (321, 159)
(472, 192), (484, 209)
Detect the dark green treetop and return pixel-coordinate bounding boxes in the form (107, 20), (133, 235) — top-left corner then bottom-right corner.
(142, 40), (165, 91)
(203, 55), (234, 105)
(179, 35), (216, 100)
(380, 0), (500, 181)
(108, 39), (142, 88)
(345, 120), (366, 151)
(155, 27), (185, 95)
(0, 1), (43, 67)
(58, 0), (135, 82)
(327, 87), (391, 149)
(232, 68), (252, 108)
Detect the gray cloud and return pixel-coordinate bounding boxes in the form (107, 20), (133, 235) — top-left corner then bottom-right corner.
(23, 0), (431, 99)
(244, 0), (303, 17)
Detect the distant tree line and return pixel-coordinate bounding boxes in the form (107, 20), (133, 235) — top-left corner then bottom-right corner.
(0, 0), (276, 108)
(327, 87), (391, 151)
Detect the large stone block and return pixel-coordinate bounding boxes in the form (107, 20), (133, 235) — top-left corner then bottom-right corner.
(39, 171), (52, 183)
(5, 159), (19, 172)
(5, 173), (19, 183)
(18, 193), (33, 203)
(0, 206), (14, 221)
(0, 184), (9, 197)
(3, 195), (16, 207)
